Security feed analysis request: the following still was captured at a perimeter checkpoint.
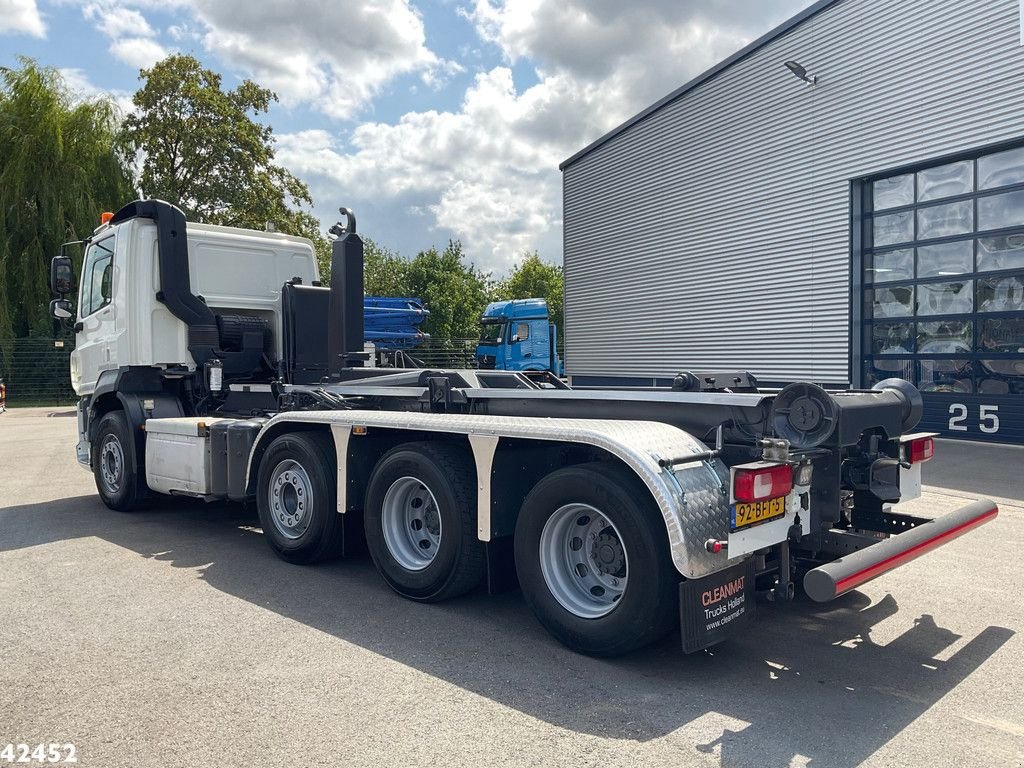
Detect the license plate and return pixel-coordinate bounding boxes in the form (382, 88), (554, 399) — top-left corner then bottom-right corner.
(731, 496), (786, 531)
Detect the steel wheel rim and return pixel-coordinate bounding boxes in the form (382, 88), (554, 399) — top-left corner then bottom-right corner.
(99, 434), (124, 494)
(539, 503), (628, 619)
(381, 476), (442, 571)
(269, 460), (313, 540)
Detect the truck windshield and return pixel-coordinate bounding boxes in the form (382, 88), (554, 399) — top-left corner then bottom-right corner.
(479, 322), (505, 344)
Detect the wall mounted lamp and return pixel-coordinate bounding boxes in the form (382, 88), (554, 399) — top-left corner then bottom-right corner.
(784, 60), (817, 86)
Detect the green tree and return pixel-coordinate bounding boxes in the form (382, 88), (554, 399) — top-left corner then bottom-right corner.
(0, 59), (133, 341)
(491, 252), (564, 331)
(406, 241), (489, 339)
(120, 54), (315, 235)
(312, 235), (333, 283)
(362, 238), (411, 296)
(315, 235), (411, 295)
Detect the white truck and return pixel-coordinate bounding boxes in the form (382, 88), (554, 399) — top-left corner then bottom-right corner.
(48, 199), (999, 656)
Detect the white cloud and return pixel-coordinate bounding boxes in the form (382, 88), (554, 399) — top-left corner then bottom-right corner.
(186, 0), (454, 119)
(92, 0), (451, 113)
(279, 68), (591, 271)
(108, 36), (168, 69)
(421, 58), (466, 90)
(277, 1), (810, 272)
(83, 1), (169, 68)
(85, 3), (156, 38)
(167, 21), (201, 43)
(58, 67), (135, 115)
(0, 0), (46, 37)
(58, 67), (99, 95)
(467, 0), (810, 106)
(51, 0), (814, 273)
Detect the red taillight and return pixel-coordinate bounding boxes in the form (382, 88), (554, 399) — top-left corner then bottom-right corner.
(734, 464), (793, 502)
(909, 437), (935, 464)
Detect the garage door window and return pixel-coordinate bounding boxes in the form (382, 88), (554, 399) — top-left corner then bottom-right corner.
(862, 146), (1024, 401)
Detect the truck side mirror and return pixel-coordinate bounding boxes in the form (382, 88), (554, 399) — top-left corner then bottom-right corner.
(50, 256), (73, 295)
(49, 298), (73, 320)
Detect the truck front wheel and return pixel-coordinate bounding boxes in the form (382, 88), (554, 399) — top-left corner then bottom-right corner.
(514, 462), (678, 656)
(93, 410), (145, 512)
(256, 431), (343, 564)
(364, 442), (484, 602)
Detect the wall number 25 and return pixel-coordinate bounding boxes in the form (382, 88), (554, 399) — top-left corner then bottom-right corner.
(948, 403), (1000, 434)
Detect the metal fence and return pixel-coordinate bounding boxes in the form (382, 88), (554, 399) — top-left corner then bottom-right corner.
(0, 336), (492, 409)
(0, 337), (77, 407)
(400, 339), (479, 369)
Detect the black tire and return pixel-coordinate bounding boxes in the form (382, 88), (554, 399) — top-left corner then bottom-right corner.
(363, 442), (485, 602)
(514, 462), (679, 656)
(256, 431), (343, 564)
(93, 410), (146, 512)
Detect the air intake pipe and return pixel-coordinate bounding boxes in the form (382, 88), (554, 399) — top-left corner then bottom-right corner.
(109, 199), (219, 365)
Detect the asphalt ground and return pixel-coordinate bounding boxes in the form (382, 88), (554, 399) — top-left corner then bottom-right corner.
(1, 408), (1022, 768)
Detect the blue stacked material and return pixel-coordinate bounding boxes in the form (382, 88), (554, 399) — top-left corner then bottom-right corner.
(364, 297), (430, 350)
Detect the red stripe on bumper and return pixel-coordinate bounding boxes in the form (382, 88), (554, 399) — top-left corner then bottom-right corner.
(834, 505), (999, 596)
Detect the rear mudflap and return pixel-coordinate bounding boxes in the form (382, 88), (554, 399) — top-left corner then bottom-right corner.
(679, 559), (756, 653)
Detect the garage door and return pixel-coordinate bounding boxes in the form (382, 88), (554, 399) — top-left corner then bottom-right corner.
(859, 143), (1024, 444)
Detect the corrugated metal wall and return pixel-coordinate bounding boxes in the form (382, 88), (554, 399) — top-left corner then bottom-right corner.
(563, 0), (1024, 385)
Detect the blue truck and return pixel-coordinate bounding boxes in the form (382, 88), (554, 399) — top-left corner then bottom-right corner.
(474, 298), (563, 376)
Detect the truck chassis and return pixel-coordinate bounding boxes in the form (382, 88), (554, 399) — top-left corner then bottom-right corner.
(50, 200), (999, 656)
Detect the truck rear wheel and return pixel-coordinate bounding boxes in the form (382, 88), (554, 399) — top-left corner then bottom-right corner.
(93, 410), (145, 512)
(364, 442), (484, 602)
(257, 431), (343, 564)
(514, 462), (678, 656)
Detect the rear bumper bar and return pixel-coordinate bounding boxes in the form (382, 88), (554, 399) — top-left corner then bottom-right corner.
(803, 499), (999, 602)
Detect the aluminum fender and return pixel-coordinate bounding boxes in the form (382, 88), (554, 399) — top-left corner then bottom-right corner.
(245, 410), (736, 579)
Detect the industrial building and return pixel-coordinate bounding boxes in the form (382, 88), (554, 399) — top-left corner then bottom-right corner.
(561, 0), (1024, 443)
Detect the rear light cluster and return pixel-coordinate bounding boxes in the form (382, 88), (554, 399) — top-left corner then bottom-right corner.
(730, 439), (935, 509)
(908, 436), (935, 464)
(733, 464), (793, 502)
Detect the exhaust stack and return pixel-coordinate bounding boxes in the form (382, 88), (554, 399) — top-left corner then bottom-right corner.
(327, 207), (365, 377)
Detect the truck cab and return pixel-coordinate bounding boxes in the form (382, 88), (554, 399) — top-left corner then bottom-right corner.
(49, 202), (320, 468)
(475, 299), (563, 375)
(68, 213), (317, 397)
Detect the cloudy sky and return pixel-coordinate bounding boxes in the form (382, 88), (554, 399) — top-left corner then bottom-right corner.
(0, 0), (810, 273)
